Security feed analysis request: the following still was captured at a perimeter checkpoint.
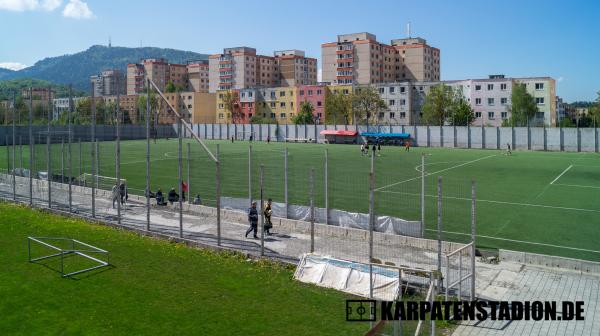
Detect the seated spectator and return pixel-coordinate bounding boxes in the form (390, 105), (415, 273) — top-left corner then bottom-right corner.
(192, 194), (202, 205)
(168, 187), (179, 205)
(147, 189), (156, 198)
(156, 188), (167, 206)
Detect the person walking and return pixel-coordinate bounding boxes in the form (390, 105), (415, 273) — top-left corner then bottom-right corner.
(245, 201), (259, 239)
(168, 187), (179, 205)
(506, 143), (512, 155)
(405, 140), (411, 152)
(181, 181), (188, 202)
(264, 198), (273, 235)
(111, 184), (119, 208)
(119, 182), (128, 205)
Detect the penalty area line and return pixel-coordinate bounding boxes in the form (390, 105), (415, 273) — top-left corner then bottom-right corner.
(550, 164), (573, 185)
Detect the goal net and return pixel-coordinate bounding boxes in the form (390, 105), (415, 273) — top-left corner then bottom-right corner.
(78, 173), (126, 191)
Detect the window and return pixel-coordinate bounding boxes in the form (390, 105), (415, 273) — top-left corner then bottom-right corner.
(280, 102), (286, 108)
(270, 113), (276, 118)
(188, 105), (192, 108)
(389, 87), (395, 94)
(501, 97), (508, 105)
(280, 113), (286, 118)
(280, 91), (285, 97)
(488, 98), (494, 106)
(488, 112), (494, 119)
(299, 90), (304, 96)
(317, 89), (322, 95)
(270, 102), (276, 108)
(308, 90), (313, 95)
(475, 112), (482, 118)
(317, 101), (322, 107)
(379, 88), (385, 94)
(400, 87), (406, 93)
(536, 97), (545, 105)
(500, 83), (507, 91)
(218, 104), (224, 109)
(400, 112), (406, 118)
(536, 112), (545, 119)
(218, 113), (224, 119)
(389, 112), (395, 118)
(487, 84), (494, 91)
(389, 99), (395, 106)
(535, 83), (544, 90)
(400, 99), (406, 105)
(501, 112), (508, 119)
(475, 85), (481, 91)
(475, 98), (482, 105)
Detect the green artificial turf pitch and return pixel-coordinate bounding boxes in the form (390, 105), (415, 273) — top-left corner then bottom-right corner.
(1, 139), (599, 261)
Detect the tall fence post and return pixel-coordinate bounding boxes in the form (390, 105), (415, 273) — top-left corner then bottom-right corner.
(187, 142), (191, 204)
(284, 147), (288, 218)
(368, 151), (375, 300)
(28, 87), (33, 206)
(61, 139), (65, 184)
(260, 164), (265, 257)
(421, 153), (426, 237)
(67, 85), (73, 212)
(437, 176), (443, 275)
(11, 91), (16, 201)
(310, 168), (315, 253)
(47, 86), (52, 208)
(145, 79), (151, 231)
(324, 149), (329, 225)
(78, 138), (82, 178)
(90, 83), (96, 218)
(178, 118), (183, 238)
(116, 81), (122, 226)
(471, 179), (477, 301)
(216, 144), (221, 246)
(19, 135), (23, 170)
(248, 145), (252, 206)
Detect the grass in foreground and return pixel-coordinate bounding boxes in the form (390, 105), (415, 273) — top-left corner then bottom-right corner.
(0, 203), (370, 335)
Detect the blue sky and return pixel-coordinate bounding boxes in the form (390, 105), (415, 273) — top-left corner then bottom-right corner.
(1, 0), (599, 102)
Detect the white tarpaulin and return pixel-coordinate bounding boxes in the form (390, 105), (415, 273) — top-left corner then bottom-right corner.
(294, 254), (400, 301)
(219, 196), (422, 237)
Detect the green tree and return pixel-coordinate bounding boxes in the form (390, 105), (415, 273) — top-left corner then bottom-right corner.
(324, 91), (351, 124)
(507, 83), (538, 126)
(558, 118), (576, 128)
(589, 90), (600, 126)
(292, 101), (315, 124)
(137, 92), (158, 124)
(222, 90), (240, 123)
(421, 84), (459, 126)
(351, 86), (387, 125)
(448, 99), (475, 126)
(165, 81), (177, 93)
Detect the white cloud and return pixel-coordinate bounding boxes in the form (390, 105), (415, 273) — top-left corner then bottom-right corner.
(62, 0), (93, 19)
(41, 0), (61, 11)
(0, 62), (28, 70)
(0, 0), (42, 11)
(557, 76), (564, 83)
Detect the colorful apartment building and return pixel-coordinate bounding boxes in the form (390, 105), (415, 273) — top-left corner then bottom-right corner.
(209, 47), (318, 93)
(102, 95), (139, 124)
(187, 60), (210, 92)
(321, 32), (440, 85)
(216, 89), (240, 124)
(126, 58), (190, 95)
(297, 84), (327, 122)
(91, 69), (126, 97)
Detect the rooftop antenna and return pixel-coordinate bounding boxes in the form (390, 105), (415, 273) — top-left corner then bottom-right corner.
(108, 35), (111, 48)
(407, 22), (411, 38)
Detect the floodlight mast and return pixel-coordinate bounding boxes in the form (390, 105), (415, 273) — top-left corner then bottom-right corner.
(146, 79), (218, 163)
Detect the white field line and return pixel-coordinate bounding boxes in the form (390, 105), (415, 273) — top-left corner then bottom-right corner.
(553, 183), (600, 189)
(550, 164), (573, 185)
(375, 154), (496, 192)
(379, 190), (600, 214)
(425, 228), (600, 254)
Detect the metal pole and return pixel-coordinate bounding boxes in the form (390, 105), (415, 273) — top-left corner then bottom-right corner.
(11, 91), (16, 200)
(310, 168), (315, 253)
(19, 135), (23, 170)
(145, 80), (151, 231)
(187, 142), (191, 204)
(91, 82), (96, 218)
(116, 77), (121, 225)
(421, 153), (425, 237)
(284, 147), (288, 218)
(68, 86), (72, 212)
(248, 145), (252, 206)
(445, 255), (450, 301)
(61, 139), (64, 184)
(47, 91), (52, 208)
(260, 164), (265, 256)
(471, 179), (476, 301)
(96, 139), (100, 188)
(368, 151), (375, 300)
(437, 176), (442, 275)
(324, 149), (329, 225)
(78, 138), (82, 178)
(216, 144), (221, 246)
(178, 118), (183, 238)
(28, 87), (33, 206)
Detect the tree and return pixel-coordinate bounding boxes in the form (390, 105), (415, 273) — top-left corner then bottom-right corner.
(137, 92), (158, 124)
(421, 84), (459, 126)
(351, 86), (387, 125)
(448, 99), (476, 126)
(507, 83), (538, 126)
(222, 90), (240, 124)
(558, 118), (576, 128)
(324, 91), (351, 124)
(165, 81), (176, 93)
(249, 115), (275, 124)
(589, 90), (600, 126)
(293, 101), (315, 124)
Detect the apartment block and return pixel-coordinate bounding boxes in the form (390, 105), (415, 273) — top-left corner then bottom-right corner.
(126, 58), (190, 95)
(514, 77), (557, 126)
(216, 89), (241, 124)
(209, 47), (317, 92)
(187, 60), (210, 92)
(91, 69), (126, 97)
(274, 50), (317, 87)
(102, 95), (140, 124)
(297, 84), (327, 123)
(321, 32), (440, 85)
(52, 97), (86, 120)
(373, 83), (413, 125)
